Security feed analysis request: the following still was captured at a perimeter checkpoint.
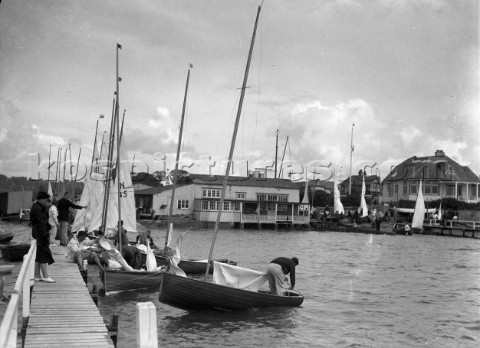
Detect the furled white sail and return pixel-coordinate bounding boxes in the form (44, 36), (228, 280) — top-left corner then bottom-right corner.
(333, 170), (344, 214)
(412, 181), (426, 229)
(359, 174), (368, 217)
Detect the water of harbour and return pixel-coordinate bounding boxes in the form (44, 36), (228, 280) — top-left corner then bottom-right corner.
(2, 227), (480, 347)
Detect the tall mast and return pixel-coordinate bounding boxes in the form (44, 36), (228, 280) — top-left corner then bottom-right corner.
(115, 43), (123, 252)
(47, 145), (52, 183)
(274, 129), (279, 178)
(101, 94), (117, 232)
(73, 148), (82, 199)
(164, 67), (191, 250)
(278, 136), (289, 178)
(205, 5), (261, 278)
(349, 123), (354, 195)
(62, 145), (67, 194)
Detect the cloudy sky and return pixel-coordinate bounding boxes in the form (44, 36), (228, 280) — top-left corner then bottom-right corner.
(0, 0), (478, 183)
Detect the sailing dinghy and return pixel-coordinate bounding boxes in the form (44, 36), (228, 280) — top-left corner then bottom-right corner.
(158, 5), (304, 311)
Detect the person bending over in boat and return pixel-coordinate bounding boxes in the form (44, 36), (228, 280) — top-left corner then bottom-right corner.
(65, 231), (104, 270)
(266, 257), (299, 296)
(136, 230), (157, 249)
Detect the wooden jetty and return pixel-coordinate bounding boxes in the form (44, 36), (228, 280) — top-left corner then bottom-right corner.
(0, 242), (115, 348)
(23, 245), (114, 348)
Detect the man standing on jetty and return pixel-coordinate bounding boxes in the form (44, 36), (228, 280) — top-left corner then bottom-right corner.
(57, 192), (86, 246)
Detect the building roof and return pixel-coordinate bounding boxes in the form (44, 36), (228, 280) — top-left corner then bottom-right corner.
(383, 150), (480, 183)
(189, 174), (300, 189)
(134, 174), (301, 196)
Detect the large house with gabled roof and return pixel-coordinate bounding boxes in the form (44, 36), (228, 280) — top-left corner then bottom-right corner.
(382, 150), (480, 203)
(134, 173), (309, 227)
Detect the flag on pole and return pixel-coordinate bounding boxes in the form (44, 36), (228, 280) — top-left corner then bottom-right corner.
(189, 63), (194, 68)
(117, 43), (122, 49)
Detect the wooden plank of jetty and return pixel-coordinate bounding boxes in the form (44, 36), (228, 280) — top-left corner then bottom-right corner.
(24, 246), (114, 348)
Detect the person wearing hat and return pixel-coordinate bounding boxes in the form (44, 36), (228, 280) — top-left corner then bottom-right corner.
(31, 191), (55, 283)
(266, 256), (299, 296)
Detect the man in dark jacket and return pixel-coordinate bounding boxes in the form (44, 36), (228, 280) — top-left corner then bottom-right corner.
(57, 192), (85, 246)
(266, 256), (299, 295)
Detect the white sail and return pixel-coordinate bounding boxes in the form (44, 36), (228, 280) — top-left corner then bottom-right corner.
(72, 139), (107, 232)
(71, 169), (105, 232)
(359, 174), (368, 217)
(333, 170), (344, 214)
(89, 140), (137, 232)
(412, 181), (426, 229)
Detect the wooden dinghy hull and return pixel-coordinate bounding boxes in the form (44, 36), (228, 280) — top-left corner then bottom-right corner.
(0, 264), (15, 274)
(0, 243), (31, 262)
(158, 272), (304, 311)
(154, 255), (237, 274)
(100, 269), (164, 294)
(0, 232), (14, 243)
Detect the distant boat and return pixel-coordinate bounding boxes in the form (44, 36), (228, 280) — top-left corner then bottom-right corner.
(411, 180), (426, 233)
(333, 168), (344, 215)
(159, 5), (304, 311)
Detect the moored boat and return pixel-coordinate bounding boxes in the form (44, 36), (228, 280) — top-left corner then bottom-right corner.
(100, 268), (164, 295)
(158, 5), (304, 312)
(0, 230), (14, 243)
(0, 243), (31, 262)
(154, 253), (237, 274)
(158, 271), (303, 311)
(0, 264), (15, 274)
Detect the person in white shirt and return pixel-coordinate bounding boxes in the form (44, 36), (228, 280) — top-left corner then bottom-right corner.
(48, 199), (59, 245)
(66, 231), (104, 270)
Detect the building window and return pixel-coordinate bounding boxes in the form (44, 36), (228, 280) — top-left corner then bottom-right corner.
(424, 180), (438, 195)
(387, 183), (393, 196)
(410, 180), (419, 194)
(267, 194), (277, 201)
(177, 200), (189, 209)
(233, 202), (241, 211)
(236, 192), (246, 200)
(209, 201), (219, 211)
(403, 181), (408, 194)
(223, 201), (231, 211)
(201, 201), (208, 210)
(202, 189), (221, 198)
(257, 194), (267, 201)
(278, 195), (288, 202)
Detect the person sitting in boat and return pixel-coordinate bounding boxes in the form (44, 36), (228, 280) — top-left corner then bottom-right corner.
(114, 220), (129, 252)
(136, 230), (157, 249)
(266, 257), (299, 296)
(65, 231), (104, 271)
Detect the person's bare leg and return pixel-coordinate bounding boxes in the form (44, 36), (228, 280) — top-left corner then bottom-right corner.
(40, 263), (49, 278)
(35, 262), (42, 279)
